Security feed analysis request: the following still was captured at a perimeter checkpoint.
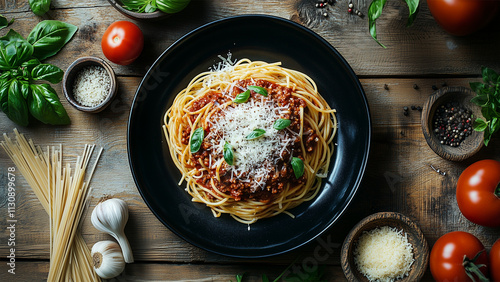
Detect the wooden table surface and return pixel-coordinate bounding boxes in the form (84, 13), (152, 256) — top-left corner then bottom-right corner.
(1, 0), (500, 281)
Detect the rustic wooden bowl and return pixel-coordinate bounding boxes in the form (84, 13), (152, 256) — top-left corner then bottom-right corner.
(421, 86), (484, 162)
(107, 0), (170, 21)
(63, 56), (117, 113)
(341, 212), (429, 282)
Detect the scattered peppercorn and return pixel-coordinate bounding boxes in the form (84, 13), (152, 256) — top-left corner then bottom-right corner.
(433, 102), (473, 147)
(403, 106), (409, 116)
(432, 85), (438, 90)
(413, 84), (419, 90)
(384, 84), (389, 90)
(411, 105), (417, 110)
(417, 106), (422, 112)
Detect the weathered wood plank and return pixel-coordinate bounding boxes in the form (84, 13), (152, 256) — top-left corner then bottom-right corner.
(0, 1), (498, 77)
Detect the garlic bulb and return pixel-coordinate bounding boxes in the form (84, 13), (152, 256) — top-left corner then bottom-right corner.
(91, 197), (134, 263)
(91, 240), (125, 279)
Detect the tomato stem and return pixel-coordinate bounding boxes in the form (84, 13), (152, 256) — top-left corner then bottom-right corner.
(463, 250), (490, 282)
(495, 182), (500, 198)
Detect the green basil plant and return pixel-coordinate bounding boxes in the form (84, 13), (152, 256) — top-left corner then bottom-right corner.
(0, 20), (77, 126)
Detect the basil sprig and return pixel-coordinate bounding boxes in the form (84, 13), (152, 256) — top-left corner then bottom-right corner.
(223, 142), (234, 165)
(368, 0), (419, 48)
(0, 20), (77, 126)
(273, 119), (291, 130)
(291, 157), (304, 179)
(233, 90), (250, 103)
(470, 66), (500, 146)
(246, 129), (266, 140)
(190, 127), (204, 153)
(247, 85), (268, 97)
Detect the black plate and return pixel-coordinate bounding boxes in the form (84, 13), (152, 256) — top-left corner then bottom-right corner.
(127, 15), (371, 258)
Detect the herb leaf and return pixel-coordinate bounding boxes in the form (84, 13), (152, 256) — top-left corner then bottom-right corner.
(368, 0), (387, 48)
(0, 15), (14, 30)
(247, 85), (268, 97)
(0, 30), (34, 70)
(404, 0), (419, 27)
(190, 127), (204, 153)
(29, 0), (51, 16)
(7, 79), (29, 126)
(273, 118), (291, 130)
(27, 20), (78, 61)
(246, 128), (266, 140)
(291, 157), (304, 179)
(31, 64), (63, 83)
(223, 142), (234, 165)
(233, 90), (250, 103)
(470, 66), (500, 146)
(29, 84), (70, 125)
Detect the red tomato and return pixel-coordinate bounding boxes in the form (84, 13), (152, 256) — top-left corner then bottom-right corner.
(456, 159), (500, 227)
(491, 239), (500, 281)
(101, 21), (144, 65)
(430, 231), (489, 281)
(427, 0), (500, 36)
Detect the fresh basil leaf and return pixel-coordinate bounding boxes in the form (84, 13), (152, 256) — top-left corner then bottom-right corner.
(470, 81), (486, 93)
(121, 0), (151, 12)
(29, 0), (51, 16)
(473, 118), (487, 132)
(247, 85), (268, 97)
(233, 90), (250, 103)
(470, 95), (489, 107)
(291, 157), (304, 179)
(27, 20), (78, 61)
(223, 141), (234, 165)
(482, 66), (499, 85)
(19, 80), (30, 99)
(0, 15), (14, 30)
(156, 0), (191, 14)
(144, 2), (157, 12)
(404, 0), (419, 27)
(190, 127), (204, 153)
(368, 0), (387, 48)
(0, 77), (12, 113)
(261, 274), (270, 282)
(7, 79), (29, 126)
(246, 128), (266, 140)
(29, 83), (70, 125)
(0, 70), (11, 80)
(31, 64), (63, 83)
(0, 30), (34, 70)
(273, 118), (291, 130)
(21, 58), (41, 76)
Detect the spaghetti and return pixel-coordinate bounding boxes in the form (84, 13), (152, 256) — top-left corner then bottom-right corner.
(163, 59), (337, 224)
(1, 129), (101, 281)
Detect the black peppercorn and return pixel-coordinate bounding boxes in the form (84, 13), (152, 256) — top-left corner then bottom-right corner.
(432, 102), (473, 147)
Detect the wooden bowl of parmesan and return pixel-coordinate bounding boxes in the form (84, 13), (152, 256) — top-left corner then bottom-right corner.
(341, 212), (429, 282)
(63, 56), (117, 113)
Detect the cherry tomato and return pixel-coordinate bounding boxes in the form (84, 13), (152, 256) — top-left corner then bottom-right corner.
(427, 0), (500, 36)
(491, 239), (500, 281)
(101, 21), (144, 65)
(430, 231), (489, 281)
(456, 159), (500, 227)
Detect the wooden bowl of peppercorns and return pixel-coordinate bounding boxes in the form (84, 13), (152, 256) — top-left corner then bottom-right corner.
(421, 86), (484, 162)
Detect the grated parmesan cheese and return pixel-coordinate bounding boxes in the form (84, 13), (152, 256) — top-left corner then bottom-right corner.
(72, 65), (111, 107)
(354, 226), (414, 282)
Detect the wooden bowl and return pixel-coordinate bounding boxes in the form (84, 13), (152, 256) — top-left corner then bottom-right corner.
(107, 0), (170, 21)
(341, 212), (429, 282)
(63, 57), (117, 113)
(421, 86), (484, 162)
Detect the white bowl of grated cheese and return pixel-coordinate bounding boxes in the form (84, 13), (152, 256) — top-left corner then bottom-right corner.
(63, 56), (117, 113)
(341, 212), (429, 282)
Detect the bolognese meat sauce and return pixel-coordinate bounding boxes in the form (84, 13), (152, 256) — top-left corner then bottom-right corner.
(184, 79), (319, 202)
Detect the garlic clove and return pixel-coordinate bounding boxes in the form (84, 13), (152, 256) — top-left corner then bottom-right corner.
(91, 197), (134, 263)
(91, 240), (125, 279)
